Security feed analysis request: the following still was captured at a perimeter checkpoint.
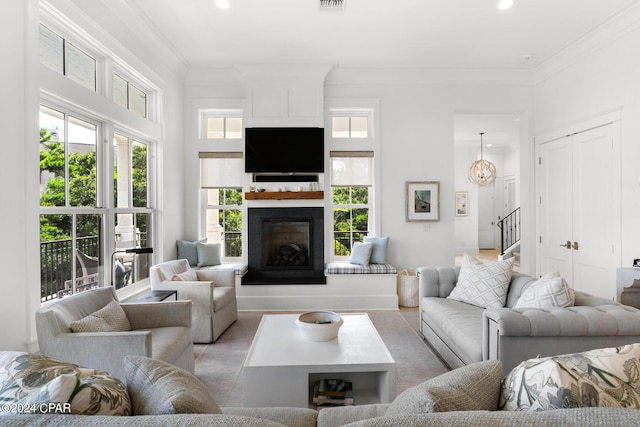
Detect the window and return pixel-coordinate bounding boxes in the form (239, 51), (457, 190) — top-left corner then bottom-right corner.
(200, 153), (244, 258)
(39, 104), (102, 301)
(38, 9), (159, 303)
(113, 73), (147, 118)
(331, 116), (368, 138)
(39, 24), (96, 91)
(202, 112), (243, 139)
(330, 152), (374, 256)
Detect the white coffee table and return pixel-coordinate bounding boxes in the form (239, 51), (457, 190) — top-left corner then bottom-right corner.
(242, 313), (396, 408)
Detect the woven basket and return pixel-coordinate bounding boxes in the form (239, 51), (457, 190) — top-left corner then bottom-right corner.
(397, 269), (419, 307)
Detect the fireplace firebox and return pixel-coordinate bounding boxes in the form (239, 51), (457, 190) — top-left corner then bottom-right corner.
(244, 207), (325, 285)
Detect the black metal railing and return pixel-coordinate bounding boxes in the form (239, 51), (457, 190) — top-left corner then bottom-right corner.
(224, 232), (242, 257)
(497, 207), (520, 256)
(40, 236), (100, 302)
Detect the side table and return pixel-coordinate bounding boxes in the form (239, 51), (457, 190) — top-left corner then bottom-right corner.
(136, 290), (177, 302)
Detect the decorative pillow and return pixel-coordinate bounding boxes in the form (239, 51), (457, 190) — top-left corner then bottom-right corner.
(363, 236), (389, 264)
(177, 239), (207, 266)
(386, 360), (502, 415)
(70, 300), (131, 333)
(513, 272), (575, 309)
(197, 242), (222, 267)
(125, 356), (221, 415)
(349, 242), (374, 266)
(172, 269), (198, 282)
(0, 352), (131, 416)
(447, 257), (514, 308)
(501, 343), (640, 411)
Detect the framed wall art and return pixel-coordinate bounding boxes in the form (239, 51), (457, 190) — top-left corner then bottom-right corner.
(455, 191), (468, 217)
(406, 181), (440, 221)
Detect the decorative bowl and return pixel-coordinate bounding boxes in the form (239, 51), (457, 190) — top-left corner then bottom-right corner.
(295, 311), (344, 341)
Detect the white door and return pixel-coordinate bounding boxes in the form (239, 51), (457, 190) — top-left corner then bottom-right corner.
(571, 125), (620, 298)
(537, 123), (620, 299)
(478, 183), (496, 249)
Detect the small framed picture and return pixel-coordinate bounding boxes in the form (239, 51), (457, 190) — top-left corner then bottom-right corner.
(455, 191), (468, 217)
(634, 259), (640, 268)
(406, 181), (440, 222)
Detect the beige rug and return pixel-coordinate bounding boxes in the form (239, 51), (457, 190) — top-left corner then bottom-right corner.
(193, 310), (449, 407)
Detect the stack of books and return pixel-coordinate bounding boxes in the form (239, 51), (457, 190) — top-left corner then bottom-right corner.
(312, 379), (354, 407)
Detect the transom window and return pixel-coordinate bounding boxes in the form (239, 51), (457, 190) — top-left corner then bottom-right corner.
(113, 74), (147, 118)
(206, 117), (243, 139)
(39, 24), (97, 92)
(331, 116), (368, 138)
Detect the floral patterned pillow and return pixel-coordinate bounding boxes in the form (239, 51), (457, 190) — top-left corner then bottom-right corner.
(0, 352), (131, 416)
(501, 343), (640, 411)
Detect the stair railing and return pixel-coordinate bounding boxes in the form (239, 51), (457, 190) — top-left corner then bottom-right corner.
(497, 207), (520, 256)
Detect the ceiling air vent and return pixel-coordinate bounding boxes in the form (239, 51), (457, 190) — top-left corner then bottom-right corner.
(320, 0), (344, 11)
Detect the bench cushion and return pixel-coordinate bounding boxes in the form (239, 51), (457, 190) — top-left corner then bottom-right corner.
(195, 263), (248, 276)
(324, 262), (397, 275)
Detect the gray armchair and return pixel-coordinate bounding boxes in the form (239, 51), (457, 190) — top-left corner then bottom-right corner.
(149, 259), (238, 343)
(36, 287), (194, 381)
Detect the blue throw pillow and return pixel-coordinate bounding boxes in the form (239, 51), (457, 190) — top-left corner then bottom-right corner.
(349, 242), (374, 266)
(363, 236), (389, 264)
(177, 239), (206, 266)
(197, 242), (222, 267)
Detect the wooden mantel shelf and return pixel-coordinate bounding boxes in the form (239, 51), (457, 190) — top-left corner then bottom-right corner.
(245, 191), (324, 200)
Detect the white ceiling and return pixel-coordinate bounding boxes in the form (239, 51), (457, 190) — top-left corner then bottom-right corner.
(65, 0), (638, 148)
(70, 0), (638, 70)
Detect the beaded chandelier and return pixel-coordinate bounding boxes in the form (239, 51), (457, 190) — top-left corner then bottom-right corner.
(468, 132), (496, 186)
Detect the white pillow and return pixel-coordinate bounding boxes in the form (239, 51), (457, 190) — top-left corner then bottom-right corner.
(172, 269), (198, 282)
(447, 257), (514, 308)
(514, 272), (575, 309)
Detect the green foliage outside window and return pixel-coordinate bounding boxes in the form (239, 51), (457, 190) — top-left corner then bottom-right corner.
(333, 187), (369, 256)
(217, 188), (243, 257)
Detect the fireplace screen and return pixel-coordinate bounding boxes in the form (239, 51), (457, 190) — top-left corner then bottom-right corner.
(262, 220), (311, 269)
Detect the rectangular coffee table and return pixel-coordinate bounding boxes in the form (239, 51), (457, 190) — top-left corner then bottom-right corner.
(243, 313), (396, 408)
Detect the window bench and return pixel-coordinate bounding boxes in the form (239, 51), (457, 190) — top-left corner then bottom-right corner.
(232, 263), (399, 311)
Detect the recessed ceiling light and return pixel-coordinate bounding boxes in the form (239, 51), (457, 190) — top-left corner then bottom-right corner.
(498, 0), (514, 10)
(216, 0), (230, 9)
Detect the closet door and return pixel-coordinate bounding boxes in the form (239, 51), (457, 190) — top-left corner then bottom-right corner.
(571, 125), (619, 299)
(537, 136), (574, 284)
(537, 123), (620, 299)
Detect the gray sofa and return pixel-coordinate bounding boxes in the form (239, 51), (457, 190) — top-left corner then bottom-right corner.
(417, 266), (640, 373)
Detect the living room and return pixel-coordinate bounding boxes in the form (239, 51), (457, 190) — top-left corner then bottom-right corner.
(3, 0), (640, 423)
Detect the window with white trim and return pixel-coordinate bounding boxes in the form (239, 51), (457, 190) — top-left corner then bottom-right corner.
(113, 74), (147, 118)
(202, 111), (243, 140)
(331, 116), (369, 138)
(200, 153), (244, 258)
(38, 9), (159, 303)
(330, 151), (373, 256)
(39, 24), (97, 92)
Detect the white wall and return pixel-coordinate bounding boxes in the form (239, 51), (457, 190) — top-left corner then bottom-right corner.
(532, 6), (640, 269)
(183, 69), (533, 271)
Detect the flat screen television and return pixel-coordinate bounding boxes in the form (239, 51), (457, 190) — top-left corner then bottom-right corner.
(245, 127), (324, 173)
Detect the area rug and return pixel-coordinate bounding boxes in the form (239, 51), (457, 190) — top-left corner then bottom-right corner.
(193, 310), (449, 407)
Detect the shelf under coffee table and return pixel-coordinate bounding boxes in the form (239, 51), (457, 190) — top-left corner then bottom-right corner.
(242, 313), (396, 408)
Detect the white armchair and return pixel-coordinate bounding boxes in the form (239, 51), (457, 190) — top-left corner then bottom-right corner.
(149, 259), (238, 343)
(36, 287), (194, 381)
